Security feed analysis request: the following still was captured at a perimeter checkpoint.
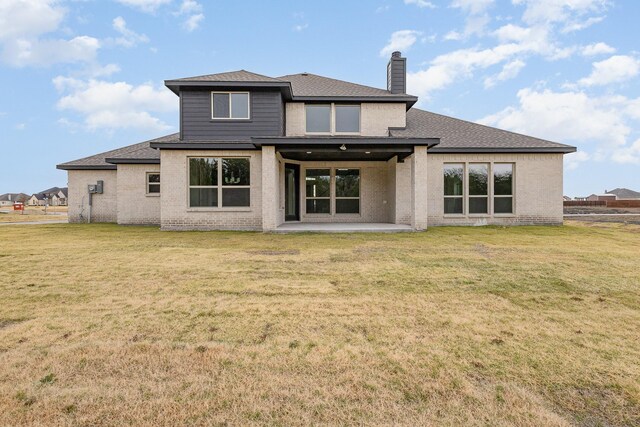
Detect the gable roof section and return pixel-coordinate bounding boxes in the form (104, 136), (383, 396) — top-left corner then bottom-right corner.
(168, 70), (284, 83)
(57, 134), (178, 170)
(606, 188), (640, 199)
(0, 193), (30, 202)
(392, 108), (576, 153)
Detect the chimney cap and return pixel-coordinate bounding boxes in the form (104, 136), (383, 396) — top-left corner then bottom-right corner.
(391, 51), (402, 58)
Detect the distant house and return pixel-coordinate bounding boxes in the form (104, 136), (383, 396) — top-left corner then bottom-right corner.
(586, 194), (616, 202)
(29, 193), (47, 206)
(606, 188), (640, 200)
(563, 196), (572, 201)
(0, 193), (30, 206)
(30, 187), (69, 206)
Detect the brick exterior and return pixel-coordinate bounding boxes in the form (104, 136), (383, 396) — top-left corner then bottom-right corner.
(116, 164), (161, 225)
(67, 170), (117, 223)
(159, 149), (263, 231)
(426, 153), (564, 226)
(285, 102), (406, 136)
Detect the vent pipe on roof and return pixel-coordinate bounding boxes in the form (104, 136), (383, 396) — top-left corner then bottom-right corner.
(387, 51), (406, 94)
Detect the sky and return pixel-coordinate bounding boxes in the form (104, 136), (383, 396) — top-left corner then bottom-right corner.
(0, 0), (639, 197)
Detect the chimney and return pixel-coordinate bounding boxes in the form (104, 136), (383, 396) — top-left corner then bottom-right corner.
(387, 51), (406, 94)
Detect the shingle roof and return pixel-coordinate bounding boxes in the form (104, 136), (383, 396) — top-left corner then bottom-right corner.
(0, 193), (30, 202)
(392, 108), (576, 153)
(606, 188), (640, 199)
(168, 70), (284, 83)
(278, 73), (412, 99)
(57, 134), (178, 170)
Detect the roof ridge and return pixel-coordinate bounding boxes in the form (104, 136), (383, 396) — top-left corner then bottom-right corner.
(410, 108), (572, 148)
(168, 69), (283, 82)
(278, 72), (391, 94)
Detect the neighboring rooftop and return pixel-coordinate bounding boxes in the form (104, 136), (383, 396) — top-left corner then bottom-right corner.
(392, 108), (576, 153)
(606, 188), (640, 199)
(0, 193), (30, 202)
(57, 134), (179, 170)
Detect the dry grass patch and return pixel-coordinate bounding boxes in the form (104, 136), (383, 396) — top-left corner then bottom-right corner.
(0, 222), (639, 426)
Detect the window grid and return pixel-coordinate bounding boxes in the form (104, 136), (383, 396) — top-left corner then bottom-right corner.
(305, 168), (361, 215)
(189, 157), (250, 208)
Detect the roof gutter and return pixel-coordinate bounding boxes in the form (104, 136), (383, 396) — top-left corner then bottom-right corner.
(429, 146), (577, 154)
(56, 164), (117, 171)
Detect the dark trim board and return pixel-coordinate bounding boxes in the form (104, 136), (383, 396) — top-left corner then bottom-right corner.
(429, 147), (577, 154)
(150, 142), (257, 150)
(56, 164), (117, 171)
(105, 158), (161, 164)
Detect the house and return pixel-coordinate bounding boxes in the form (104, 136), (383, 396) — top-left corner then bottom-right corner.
(57, 52), (576, 231)
(606, 188), (640, 200)
(586, 194), (616, 202)
(0, 193), (30, 207)
(30, 187), (69, 206)
(563, 196), (572, 201)
(28, 193), (47, 206)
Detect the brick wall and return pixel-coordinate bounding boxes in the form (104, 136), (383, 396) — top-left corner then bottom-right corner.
(426, 153), (564, 226)
(67, 170), (118, 223)
(160, 149), (263, 231)
(116, 164), (161, 225)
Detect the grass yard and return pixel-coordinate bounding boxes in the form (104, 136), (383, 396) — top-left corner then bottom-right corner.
(0, 222), (638, 426)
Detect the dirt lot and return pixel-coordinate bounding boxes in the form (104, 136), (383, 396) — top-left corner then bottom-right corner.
(564, 206), (640, 225)
(0, 222), (639, 426)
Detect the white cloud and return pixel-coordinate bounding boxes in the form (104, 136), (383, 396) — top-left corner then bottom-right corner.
(175, 1), (204, 32)
(54, 77), (178, 132)
(447, 0), (494, 40)
(451, 0), (494, 14)
(293, 23), (309, 32)
(380, 30), (422, 57)
(111, 16), (149, 47)
(484, 59), (526, 88)
(15, 123), (26, 130)
(513, 0), (609, 26)
(0, 0), (100, 67)
(578, 55), (640, 86)
(116, 0), (172, 13)
(375, 5), (390, 13)
(479, 88), (640, 165)
(581, 42), (615, 56)
(561, 15), (605, 33)
(564, 151), (590, 170)
(404, 0), (436, 9)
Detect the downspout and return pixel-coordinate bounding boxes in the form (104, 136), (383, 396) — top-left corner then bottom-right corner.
(88, 191), (92, 224)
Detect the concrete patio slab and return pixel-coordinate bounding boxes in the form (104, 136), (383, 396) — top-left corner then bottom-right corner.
(274, 222), (414, 233)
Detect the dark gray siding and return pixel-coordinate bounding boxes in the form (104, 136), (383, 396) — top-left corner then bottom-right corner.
(181, 88), (284, 140)
(387, 57), (406, 94)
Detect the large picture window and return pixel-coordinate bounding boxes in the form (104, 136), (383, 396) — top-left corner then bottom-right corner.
(305, 169), (331, 214)
(468, 163), (489, 214)
(335, 105), (360, 133)
(443, 164), (464, 214)
(189, 157), (250, 208)
(305, 104), (361, 134)
(335, 169), (360, 213)
(493, 163), (513, 214)
(211, 92), (250, 119)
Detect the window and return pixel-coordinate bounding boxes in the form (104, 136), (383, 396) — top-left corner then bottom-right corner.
(305, 104), (361, 134)
(494, 163), (513, 214)
(444, 164), (464, 214)
(146, 173), (160, 194)
(335, 105), (360, 133)
(211, 92), (250, 119)
(335, 169), (360, 213)
(189, 157), (250, 208)
(305, 169), (331, 213)
(468, 163), (489, 214)
(305, 105), (331, 133)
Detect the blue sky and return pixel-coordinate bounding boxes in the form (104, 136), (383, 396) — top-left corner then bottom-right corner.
(0, 0), (639, 197)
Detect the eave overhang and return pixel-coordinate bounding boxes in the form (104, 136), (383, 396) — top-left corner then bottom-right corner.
(105, 158), (160, 164)
(150, 142), (256, 150)
(56, 164), (117, 171)
(165, 80), (294, 98)
(429, 146), (577, 154)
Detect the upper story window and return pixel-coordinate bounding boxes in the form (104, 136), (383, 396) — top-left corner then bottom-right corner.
(211, 92), (250, 120)
(305, 104), (360, 134)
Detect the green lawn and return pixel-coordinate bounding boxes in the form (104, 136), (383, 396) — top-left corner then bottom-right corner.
(0, 222), (638, 426)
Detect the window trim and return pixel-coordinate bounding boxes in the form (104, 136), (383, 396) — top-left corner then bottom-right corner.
(187, 157), (251, 211)
(146, 172), (160, 196)
(210, 91), (251, 120)
(304, 103), (361, 135)
(304, 167), (361, 216)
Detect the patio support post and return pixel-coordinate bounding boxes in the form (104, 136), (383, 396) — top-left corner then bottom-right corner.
(411, 146), (428, 230)
(261, 145), (279, 232)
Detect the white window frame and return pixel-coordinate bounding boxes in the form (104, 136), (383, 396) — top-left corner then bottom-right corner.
(304, 103), (361, 135)
(443, 163), (465, 216)
(146, 172), (160, 196)
(188, 157), (251, 210)
(211, 91), (250, 120)
(304, 167), (361, 216)
(468, 163), (490, 217)
(492, 163), (515, 216)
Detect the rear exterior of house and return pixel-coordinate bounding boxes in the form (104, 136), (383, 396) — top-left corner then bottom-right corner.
(58, 52), (575, 231)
